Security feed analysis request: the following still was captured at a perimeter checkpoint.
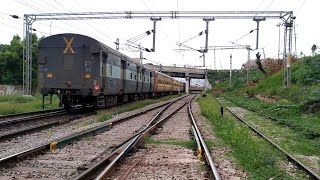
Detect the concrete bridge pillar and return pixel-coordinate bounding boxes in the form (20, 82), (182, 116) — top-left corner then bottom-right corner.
(185, 73), (190, 93)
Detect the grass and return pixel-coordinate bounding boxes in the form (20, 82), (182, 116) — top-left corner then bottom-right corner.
(218, 97), (319, 174)
(0, 93), (182, 117)
(224, 95), (320, 139)
(96, 94), (183, 123)
(198, 93), (309, 179)
(0, 94), (59, 115)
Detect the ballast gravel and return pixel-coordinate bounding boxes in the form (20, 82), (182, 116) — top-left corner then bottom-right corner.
(0, 95), (189, 179)
(192, 99), (247, 179)
(111, 97), (209, 179)
(0, 96), (183, 159)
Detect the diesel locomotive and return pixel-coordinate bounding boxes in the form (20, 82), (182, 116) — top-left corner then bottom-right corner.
(38, 33), (185, 108)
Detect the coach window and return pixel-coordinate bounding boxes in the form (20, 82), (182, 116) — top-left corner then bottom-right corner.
(134, 74), (137, 80)
(109, 65), (113, 76)
(130, 72), (133, 79)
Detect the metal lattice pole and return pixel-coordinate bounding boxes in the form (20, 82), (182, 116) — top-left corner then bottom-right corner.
(283, 23), (287, 87)
(23, 15), (35, 95)
(287, 17), (293, 86)
(282, 15), (294, 87)
(247, 46), (250, 84)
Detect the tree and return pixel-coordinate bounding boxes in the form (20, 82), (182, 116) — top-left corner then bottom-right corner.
(311, 44), (318, 55)
(0, 34), (43, 88)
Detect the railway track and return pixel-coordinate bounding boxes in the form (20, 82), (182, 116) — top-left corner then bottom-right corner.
(0, 94), (189, 179)
(214, 97), (320, 180)
(0, 108), (64, 122)
(0, 106), (94, 141)
(79, 95), (221, 180)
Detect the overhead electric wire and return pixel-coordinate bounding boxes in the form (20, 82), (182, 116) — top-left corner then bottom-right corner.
(0, 20), (50, 35)
(296, 0), (306, 16)
(128, 30), (154, 42)
(232, 0), (275, 44)
(142, 0), (177, 47)
(176, 42), (202, 53)
(0, 12), (51, 36)
(20, 0), (112, 43)
(181, 30), (205, 44)
(71, 0), (119, 39)
(16, 0), (111, 43)
(15, 0), (90, 36)
(2, 4), (76, 33)
(53, 0), (115, 43)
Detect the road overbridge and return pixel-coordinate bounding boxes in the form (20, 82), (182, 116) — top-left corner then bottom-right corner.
(143, 64), (209, 93)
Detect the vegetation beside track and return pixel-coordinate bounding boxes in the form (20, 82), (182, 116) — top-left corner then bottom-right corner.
(223, 95), (320, 139)
(208, 55), (320, 140)
(0, 94), (59, 115)
(96, 94), (184, 123)
(210, 55), (320, 109)
(217, 97), (320, 174)
(198, 93), (308, 179)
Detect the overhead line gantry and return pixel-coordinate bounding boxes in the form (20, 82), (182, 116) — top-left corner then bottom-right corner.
(22, 10), (294, 94)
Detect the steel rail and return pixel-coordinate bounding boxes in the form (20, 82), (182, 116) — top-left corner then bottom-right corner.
(0, 108), (63, 122)
(214, 97), (320, 180)
(91, 96), (192, 180)
(0, 111), (95, 141)
(0, 105), (87, 126)
(0, 110), (68, 126)
(0, 95), (186, 167)
(225, 97), (300, 124)
(188, 98), (221, 180)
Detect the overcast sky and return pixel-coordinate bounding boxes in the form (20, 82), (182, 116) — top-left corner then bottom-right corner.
(0, 0), (317, 70)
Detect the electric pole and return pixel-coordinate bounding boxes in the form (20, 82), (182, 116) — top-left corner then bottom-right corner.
(294, 23), (297, 56)
(229, 54), (232, 87)
(276, 23), (281, 60)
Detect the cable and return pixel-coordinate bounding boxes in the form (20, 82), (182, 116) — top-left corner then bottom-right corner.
(17, 0), (110, 43)
(128, 30), (154, 42)
(20, 0), (107, 41)
(0, 12), (73, 34)
(181, 31), (205, 44)
(0, 12), (11, 16)
(0, 21), (50, 35)
(176, 42), (202, 53)
(71, 0), (119, 35)
(53, 0), (115, 43)
(15, 0), (80, 33)
(232, 0), (274, 44)
(296, 0), (306, 16)
(141, 0), (177, 47)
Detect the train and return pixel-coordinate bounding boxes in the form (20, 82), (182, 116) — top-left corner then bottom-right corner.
(37, 33), (185, 109)
(190, 85), (204, 92)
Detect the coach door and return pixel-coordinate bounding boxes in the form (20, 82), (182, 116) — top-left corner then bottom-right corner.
(149, 72), (153, 92)
(120, 60), (126, 94)
(102, 52), (108, 89)
(141, 68), (145, 92)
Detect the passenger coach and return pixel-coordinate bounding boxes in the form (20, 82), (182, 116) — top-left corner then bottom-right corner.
(38, 33), (185, 108)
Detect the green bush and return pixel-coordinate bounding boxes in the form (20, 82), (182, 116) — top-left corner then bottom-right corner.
(245, 87), (256, 97)
(292, 55), (320, 85)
